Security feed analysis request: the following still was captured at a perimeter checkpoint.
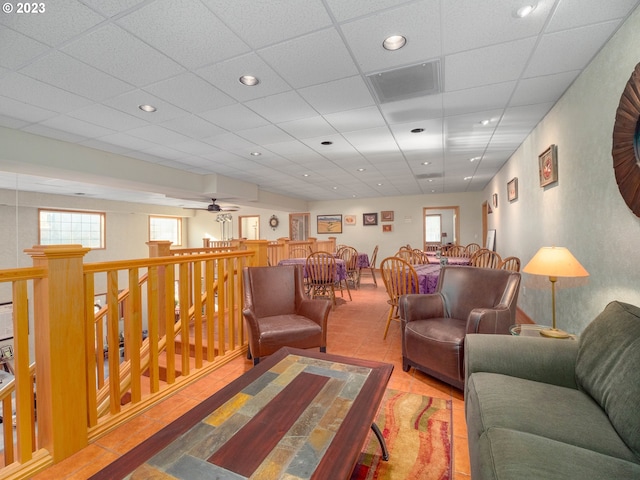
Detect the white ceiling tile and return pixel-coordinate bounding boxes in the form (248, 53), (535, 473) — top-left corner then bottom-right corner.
(127, 125), (192, 145)
(20, 51), (134, 101)
(116, 0), (249, 69)
(343, 127), (399, 153)
(236, 125), (294, 145)
(144, 73), (235, 113)
(0, 94), (58, 123)
(38, 115), (116, 138)
(546, 0), (639, 32)
(258, 28), (359, 88)
(511, 71), (580, 106)
(162, 115), (226, 139)
(21, 123), (88, 143)
(68, 104), (148, 131)
(81, 0), (149, 18)
(103, 89), (190, 123)
(0, 72), (92, 113)
(0, 28), (49, 69)
(441, 0), (552, 55)
(78, 138), (130, 154)
(0, 0), (105, 46)
(245, 91), (317, 124)
(0, 115), (28, 129)
(524, 21), (620, 77)
(95, 132), (159, 151)
(62, 24), (185, 86)
(298, 76), (375, 115)
(199, 104), (270, 131)
(277, 116), (337, 139)
(324, 0), (413, 22)
(202, 0), (332, 49)
(202, 132), (259, 152)
(445, 37), (537, 91)
(341, 0), (442, 73)
(443, 82), (516, 117)
(196, 53), (291, 102)
(380, 95), (443, 124)
(140, 145), (186, 161)
(323, 106), (386, 133)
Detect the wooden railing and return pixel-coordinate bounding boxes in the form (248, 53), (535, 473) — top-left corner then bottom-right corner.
(266, 237), (336, 266)
(0, 240), (269, 479)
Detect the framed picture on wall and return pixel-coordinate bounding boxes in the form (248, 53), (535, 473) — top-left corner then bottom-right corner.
(539, 145), (558, 187)
(507, 177), (518, 201)
(382, 224), (392, 232)
(344, 215), (356, 226)
(486, 229), (496, 251)
(317, 214), (342, 234)
(381, 210), (394, 222)
(363, 213), (378, 226)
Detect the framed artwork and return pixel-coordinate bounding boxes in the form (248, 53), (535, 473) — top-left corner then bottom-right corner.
(492, 193), (498, 208)
(316, 214), (342, 234)
(363, 213), (378, 226)
(381, 210), (394, 222)
(344, 215), (356, 226)
(486, 229), (496, 251)
(507, 177), (518, 201)
(538, 144), (558, 187)
(382, 224), (392, 232)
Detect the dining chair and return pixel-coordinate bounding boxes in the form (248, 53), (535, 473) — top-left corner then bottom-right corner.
(425, 243), (440, 252)
(470, 249), (502, 268)
(242, 265), (331, 365)
(337, 245), (359, 290)
(359, 245), (378, 287)
(464, 243), (481, 258)
(498, 256), (521, 272)
(305, 251), (338, 306)
(443, 245), (465, 257)
(412, 249), (431, 264)
(380, 257), (419, 339)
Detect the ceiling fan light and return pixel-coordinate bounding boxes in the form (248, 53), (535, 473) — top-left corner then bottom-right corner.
(383, 35), (406, 51)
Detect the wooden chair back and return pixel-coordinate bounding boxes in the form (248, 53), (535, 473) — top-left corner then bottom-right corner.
(464, 243), (481, 258)
(498, 256), (521, 272)
(470, 249), (502, 268)
(380, 257), (419, 339)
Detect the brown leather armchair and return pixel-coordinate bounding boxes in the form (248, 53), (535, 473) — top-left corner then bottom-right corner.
(242, 265), (331, 365)
(399, 266), (521, 389)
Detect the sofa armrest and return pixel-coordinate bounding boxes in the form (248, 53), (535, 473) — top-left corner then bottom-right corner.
(399, 294), (445, 323)
(297, 298), (331, 327)
(465, 334), (579, 390)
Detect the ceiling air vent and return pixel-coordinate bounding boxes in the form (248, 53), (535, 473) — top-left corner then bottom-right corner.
(415, 173), (442, 180)
(367, 60), (440, 104)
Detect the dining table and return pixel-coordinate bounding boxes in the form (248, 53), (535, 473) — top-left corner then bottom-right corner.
(278, 257), (347, 282)
(413, 261), (470, 294)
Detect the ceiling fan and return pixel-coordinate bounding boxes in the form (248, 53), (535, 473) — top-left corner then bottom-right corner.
(193, 199), (240, 212)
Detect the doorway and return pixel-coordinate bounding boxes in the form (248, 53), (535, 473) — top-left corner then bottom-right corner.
(239, 216), (260, 240)
(423, 206), (460, 249)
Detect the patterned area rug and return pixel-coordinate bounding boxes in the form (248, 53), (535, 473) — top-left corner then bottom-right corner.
(351, 390), (452, 480)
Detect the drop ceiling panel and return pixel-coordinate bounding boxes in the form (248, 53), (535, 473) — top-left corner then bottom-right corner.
(340, 0), (442, 73)
(380, 95), (444, 124)
(68, 104), (148, 131)
(245, 91), (317, 124)
(0, 95), (58, 123)
(323, 106), (387, 133)
(62, 24), (185, 87)
(0, 29), (49, 69)
(0, 73), (92, 113)
(21, 123), (88, 143)
(277, 117), (337, 139)
(38, 115), (115, 138)
(202, 0), (332, 49)
(298, 76), (375, 115)
(324, 0), (414, 22)
(443, 82), (516, 117)
(81, 0), (148, 18)
(511, 71), (580, 106)
(258, 29), (359, 89)
(103, 89), (189, 123)
(116, 0), (249, 69)
(236, 125), (294, 145)
(161, 115), (226, 139)
(143, 73), (235, 113)
(199, 104), (270, 131)
(524, 21), (620, 77)
(546, 0), (639, 32)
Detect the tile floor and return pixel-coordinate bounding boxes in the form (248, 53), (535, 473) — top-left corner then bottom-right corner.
(33, 278), (471, 480)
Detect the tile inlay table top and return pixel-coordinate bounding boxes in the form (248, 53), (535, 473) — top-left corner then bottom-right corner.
(90, 347), (393, 480)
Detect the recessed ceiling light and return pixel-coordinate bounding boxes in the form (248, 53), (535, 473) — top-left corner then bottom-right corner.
(239, 75), (259, 86)
(464, 176), (473, 181)
(138, 104), (156, 112)
(411, 128), (424, 133)
(357, 168), (366, 172)
(321, 141), (333, 145)
(303, 173), (310, 177)
(332, 186), (338, 190)
(377, 183), (383, 186)
(250, 151), (261, 156)
(352, 194), (357, 198)
(422, 161), (431, 166)
(470, 156), (480, 162)
(516, 4), (536, 18)
(383, 35), (407, 51)
(480, 119), (490, 125)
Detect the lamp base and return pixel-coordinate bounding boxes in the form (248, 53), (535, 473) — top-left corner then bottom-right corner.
(540, 328), (571, 339)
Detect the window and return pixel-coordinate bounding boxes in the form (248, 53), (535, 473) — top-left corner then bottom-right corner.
(149, 216), (182, 246)
(39, 209), (105, 249)
(425, 214), (442, 243)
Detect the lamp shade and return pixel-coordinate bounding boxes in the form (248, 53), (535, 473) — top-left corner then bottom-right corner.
(522, 246), (589, 278)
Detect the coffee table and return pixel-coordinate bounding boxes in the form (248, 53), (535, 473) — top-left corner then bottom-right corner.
(90, 347), (393, 479)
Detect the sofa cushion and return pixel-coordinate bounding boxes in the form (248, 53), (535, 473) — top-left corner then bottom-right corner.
(575, 301), (640, 458)
(466, 372), (638, 463)
(476, 427), (640, 480)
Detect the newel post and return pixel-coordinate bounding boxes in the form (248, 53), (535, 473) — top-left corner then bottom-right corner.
(243, 240), (269, 266)
(147, 241), (173, 337)
(25, 244), (91, 461)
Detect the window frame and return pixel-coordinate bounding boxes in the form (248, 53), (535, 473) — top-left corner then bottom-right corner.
(38, 208), (106, 250)
(148, 215), (183, 246)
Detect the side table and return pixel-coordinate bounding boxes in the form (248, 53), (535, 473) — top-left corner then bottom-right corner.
(509, 324), (576, 339)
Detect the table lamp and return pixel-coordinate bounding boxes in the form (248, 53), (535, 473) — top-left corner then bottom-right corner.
(522, 246), (589, 338)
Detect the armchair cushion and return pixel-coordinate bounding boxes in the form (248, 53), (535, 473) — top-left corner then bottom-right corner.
(399, 266), (520, 389)
(242, 265), (331, 364)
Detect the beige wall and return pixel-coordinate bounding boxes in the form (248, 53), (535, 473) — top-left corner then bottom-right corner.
(484, 6), (640, 333)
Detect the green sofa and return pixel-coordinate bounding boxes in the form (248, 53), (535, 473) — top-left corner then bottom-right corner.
(464, 301), (640, 479)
